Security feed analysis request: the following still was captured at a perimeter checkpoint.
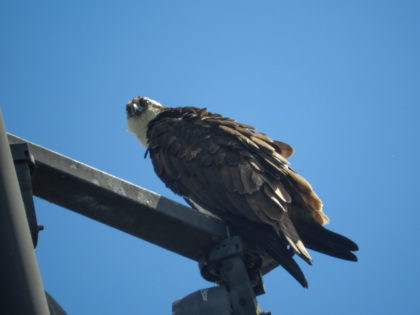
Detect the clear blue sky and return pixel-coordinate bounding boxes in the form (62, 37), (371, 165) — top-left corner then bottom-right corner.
(1, 1), (419, 314)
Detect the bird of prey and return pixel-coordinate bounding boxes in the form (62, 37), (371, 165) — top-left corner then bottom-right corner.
(126, 96), (358, 287)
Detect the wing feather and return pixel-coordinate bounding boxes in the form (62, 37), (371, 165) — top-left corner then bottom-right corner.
(221, 166), (235, 192)
(145, 106), (357, 286)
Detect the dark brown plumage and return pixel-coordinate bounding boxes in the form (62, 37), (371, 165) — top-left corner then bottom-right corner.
(126, 97), (358, 288)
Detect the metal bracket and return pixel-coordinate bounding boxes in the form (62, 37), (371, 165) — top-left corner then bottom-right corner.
(10, 143), (43, 247)
(173, 236), (271, 315)
(200, 236), (266, 295)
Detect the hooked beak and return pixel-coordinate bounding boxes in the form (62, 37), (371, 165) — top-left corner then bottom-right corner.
(126, 103), (144, 119)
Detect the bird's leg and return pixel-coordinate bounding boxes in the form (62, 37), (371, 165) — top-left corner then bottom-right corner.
(225, 224), (231, 238)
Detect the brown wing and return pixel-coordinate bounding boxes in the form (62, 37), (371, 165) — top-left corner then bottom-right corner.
(146, 107), (358, 286)
(148, 107), (324, 249)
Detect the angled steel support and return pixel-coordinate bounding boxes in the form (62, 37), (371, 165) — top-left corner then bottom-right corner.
(7, 133), (277, 273)
(7, 133), (228, 261)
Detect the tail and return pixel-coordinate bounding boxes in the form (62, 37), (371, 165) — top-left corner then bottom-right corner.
(227, 218), (309, 288)
(295, 218), (359, 261)
(276, 214), (312, 265)
(260, 235), (309, 288)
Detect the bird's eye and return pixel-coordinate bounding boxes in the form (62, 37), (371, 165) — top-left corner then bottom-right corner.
(126, 102), (144, 118)
(140, 99), (149, 107)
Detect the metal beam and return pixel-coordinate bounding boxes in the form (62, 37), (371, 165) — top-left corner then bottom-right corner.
(7, 133), (278, 274)
(0, 113), (50, 315)
(7, 133), (228, 261)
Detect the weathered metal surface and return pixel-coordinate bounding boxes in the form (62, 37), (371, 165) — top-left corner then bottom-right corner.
(7, 133), (227, 261)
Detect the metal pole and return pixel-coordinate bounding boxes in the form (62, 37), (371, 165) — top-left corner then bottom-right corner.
(0, 108), (50, 315)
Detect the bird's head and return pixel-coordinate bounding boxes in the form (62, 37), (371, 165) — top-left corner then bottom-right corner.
(126, 96), (164, 119)
(126, 96), (165, 147)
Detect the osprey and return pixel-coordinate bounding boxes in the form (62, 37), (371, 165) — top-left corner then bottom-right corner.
(126, 96), (358, 287)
